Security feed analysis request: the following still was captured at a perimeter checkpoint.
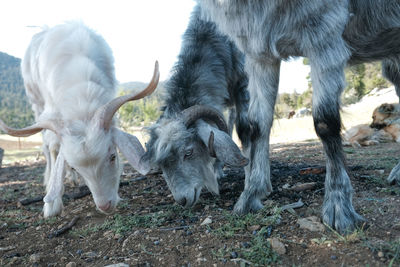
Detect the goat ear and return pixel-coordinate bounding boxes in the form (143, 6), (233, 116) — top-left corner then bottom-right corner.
(379, 103), (395, 114)
(43, 150), (65, 203)
(197, 121), (249, 167)
(113, 128), (150, 175)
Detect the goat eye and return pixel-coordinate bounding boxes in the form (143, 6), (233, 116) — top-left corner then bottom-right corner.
(110, 153), (116, 162)
(184, 148), (193, 159)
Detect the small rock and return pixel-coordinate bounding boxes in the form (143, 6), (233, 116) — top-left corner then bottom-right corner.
(114, 233), (122, 240)
(103, 230), (114, 239)
(297, 216), (325, 232)
(282, 183), (290, 189)
(0, 246), (16, 252)
(268, 238), (286, 255)
(241, 242), (250, 248)
(290, 182), (316, 192)
(29, 253), (41, 263)
(196, 257), (207, 262)
(66, 262), (77, 267)
(154, 240), (160, 245)
(200, 217), (212, 226)
(83, 251), (97, 258)
(248, 225), (260, 231)
(378, 251), (384, 258)
(230, 251), (238, 259)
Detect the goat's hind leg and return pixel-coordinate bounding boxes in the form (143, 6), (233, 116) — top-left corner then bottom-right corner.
(310, 57), (364, 234)
(233, 57), (280, 214)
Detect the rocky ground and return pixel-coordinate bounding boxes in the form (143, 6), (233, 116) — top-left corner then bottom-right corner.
(1, 139), (400, 266)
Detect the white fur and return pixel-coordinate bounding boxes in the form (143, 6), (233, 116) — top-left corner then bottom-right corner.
(22, 22), (147, 217)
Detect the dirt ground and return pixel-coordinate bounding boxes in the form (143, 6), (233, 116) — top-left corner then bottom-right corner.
(1, 138), (400, 267)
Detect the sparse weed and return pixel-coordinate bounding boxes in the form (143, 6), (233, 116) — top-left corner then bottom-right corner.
(99, 204), (195, 235)
(211, 205), (281, 265)
(364, 238), (400, 265)
(214, 205), (281, 238)
(33, 217), (57, 226)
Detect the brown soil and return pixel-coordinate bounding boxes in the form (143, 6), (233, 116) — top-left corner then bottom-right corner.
(1, 141), (400, 266)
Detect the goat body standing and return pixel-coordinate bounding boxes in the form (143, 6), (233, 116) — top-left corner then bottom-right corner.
(199, 0), (400, 233)
(0, 22), (159, 217)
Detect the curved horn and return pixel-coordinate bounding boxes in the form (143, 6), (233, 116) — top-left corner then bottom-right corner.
(0, 119), (59, 137)
(96, 61), (160, 130)
(181, 105), (228, 133)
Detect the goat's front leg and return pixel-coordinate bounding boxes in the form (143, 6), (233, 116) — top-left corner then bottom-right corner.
(383, 57), (400, 184)
(310, 51), (364, 234)
(233, 57), (280, 214)
(382, 58), (400, 103)
(43, 147), (64, 217)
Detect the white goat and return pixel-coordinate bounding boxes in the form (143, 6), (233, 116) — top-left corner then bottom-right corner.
(0, 22), (159, 217)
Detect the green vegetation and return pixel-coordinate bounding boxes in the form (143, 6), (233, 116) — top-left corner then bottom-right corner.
(213, 206), (281, 238)
(117, 93), (162, 129)
(275, 59), (390, 118)
(212, 204), (282, 265)
(116, 81), (165, 128)
(0, 52), (34, 128)
(73, 204), (195, 237)
(364, 238), (400, 266)
(0, 51), (393, 128)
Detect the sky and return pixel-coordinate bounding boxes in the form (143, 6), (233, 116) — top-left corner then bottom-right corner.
(0, 0), (309, 93)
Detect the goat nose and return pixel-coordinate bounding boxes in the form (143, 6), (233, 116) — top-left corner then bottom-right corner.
(98, 201), (112, 212)
(177, 197), (187, 207)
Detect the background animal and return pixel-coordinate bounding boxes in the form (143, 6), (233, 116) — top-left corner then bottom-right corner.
(343, 123), (393, 147)
(199, 0), (400, 233)
(370, 103), (400, 184)
(142, 5), (249, 207)
(287, 110), (295, 119)
(0, 22), (159, 217)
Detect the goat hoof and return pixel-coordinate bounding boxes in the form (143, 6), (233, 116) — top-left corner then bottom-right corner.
(322, 197), (365, 235)
(43, 198), (63, 218)
(388, 162), (400, 186)
(233, 195), (263, 215)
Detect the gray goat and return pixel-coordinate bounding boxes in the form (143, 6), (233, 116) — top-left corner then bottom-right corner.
(142, 5), (250, 207)
(199, 0), (400, 233)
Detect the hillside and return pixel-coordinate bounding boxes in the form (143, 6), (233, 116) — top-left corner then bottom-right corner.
(0, 52), (34, 128)
(0, 51), (166, 129)
(269, 87), (397, 144)
(117, 81), (166, 128)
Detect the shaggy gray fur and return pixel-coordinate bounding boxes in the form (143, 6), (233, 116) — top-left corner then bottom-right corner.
(142, 5), (250, 207)
(199, 0), (400, 234)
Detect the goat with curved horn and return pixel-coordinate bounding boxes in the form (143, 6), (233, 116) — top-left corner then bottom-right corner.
(141, 5), (250, 209)
(0, 21), (157, 218)
(0, 119), (60, 137)
(181, 105), (228, 133)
